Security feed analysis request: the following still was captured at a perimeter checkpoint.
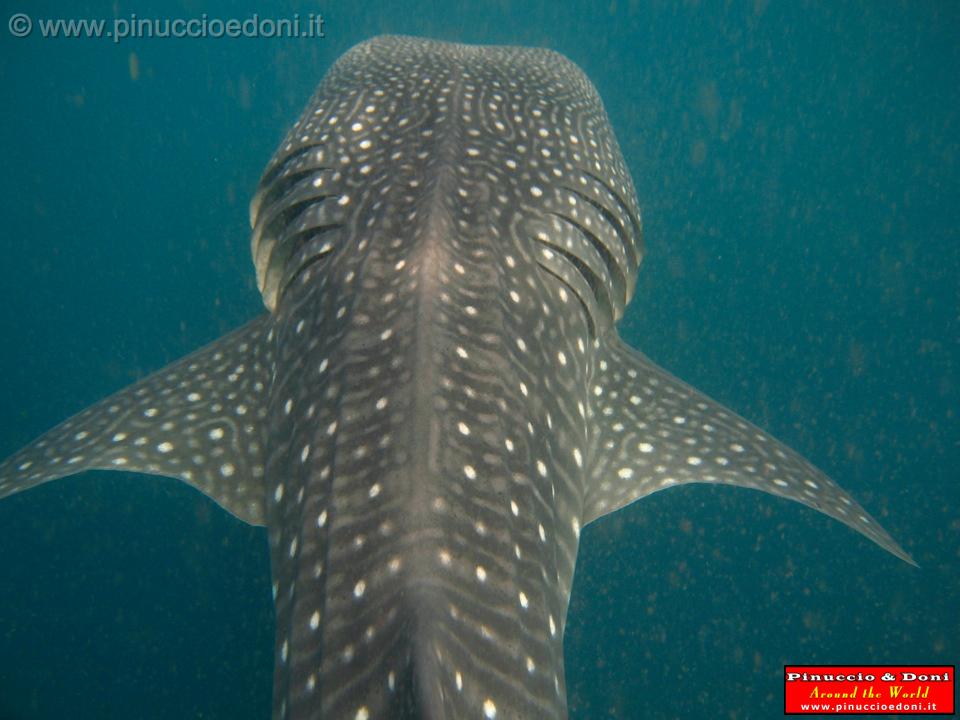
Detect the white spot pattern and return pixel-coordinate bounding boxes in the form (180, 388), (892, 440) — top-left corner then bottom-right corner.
(0, 34), (913, 720)
(0, 317), (274, 525)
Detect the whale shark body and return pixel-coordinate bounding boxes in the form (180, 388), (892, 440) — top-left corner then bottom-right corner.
(0, 36), (912, 719)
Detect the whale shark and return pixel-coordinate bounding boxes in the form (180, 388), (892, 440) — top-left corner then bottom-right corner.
(0, 36), (912, 719)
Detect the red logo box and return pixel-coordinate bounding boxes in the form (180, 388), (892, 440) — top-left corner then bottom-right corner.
(784, 665), (955, 715)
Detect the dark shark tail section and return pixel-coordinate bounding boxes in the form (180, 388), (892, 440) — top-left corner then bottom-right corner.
(287, 587), (558, 720)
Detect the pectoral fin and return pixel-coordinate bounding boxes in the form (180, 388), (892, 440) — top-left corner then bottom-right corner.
(584, 335), (914, 565)
(0, 315), (274, 526)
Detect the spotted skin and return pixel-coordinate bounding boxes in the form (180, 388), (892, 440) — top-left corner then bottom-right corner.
(0, 36), (911, 720)
(0, 317), (273, 524)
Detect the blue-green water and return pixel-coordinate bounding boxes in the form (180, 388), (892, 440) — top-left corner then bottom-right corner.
(0, 2), (956, 718)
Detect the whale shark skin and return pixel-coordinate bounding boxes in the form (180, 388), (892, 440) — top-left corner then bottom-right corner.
(0, 35), (912, 720)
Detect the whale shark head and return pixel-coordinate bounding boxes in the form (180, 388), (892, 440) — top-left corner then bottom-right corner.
(0, 35), (912, 719)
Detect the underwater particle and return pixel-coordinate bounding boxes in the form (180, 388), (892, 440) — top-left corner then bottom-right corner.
(128, 52), (140, 81)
